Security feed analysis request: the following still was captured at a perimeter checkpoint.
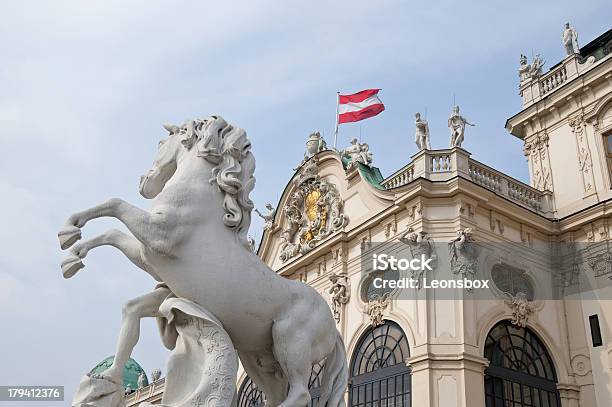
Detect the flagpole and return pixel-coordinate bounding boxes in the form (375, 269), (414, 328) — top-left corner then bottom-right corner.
(333, 91), (340, 149)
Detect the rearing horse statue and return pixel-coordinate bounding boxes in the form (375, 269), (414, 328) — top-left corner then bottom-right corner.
(59, 115), (348, 407)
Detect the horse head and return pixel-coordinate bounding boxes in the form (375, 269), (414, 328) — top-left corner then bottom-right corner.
(140, 115), (256, 246)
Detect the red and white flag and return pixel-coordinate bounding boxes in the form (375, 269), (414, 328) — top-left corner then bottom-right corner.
(337, 89), (385, 124)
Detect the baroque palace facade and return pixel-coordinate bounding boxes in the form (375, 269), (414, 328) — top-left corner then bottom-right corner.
(126, 26), (612, 407)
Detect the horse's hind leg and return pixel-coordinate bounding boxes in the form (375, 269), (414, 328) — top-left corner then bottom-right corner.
(100, 287), (170, 384)
(238, 351), (288, 407)
(271, 319), (313, 407)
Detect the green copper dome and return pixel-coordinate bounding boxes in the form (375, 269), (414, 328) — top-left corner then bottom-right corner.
(89, 356), (148, 390)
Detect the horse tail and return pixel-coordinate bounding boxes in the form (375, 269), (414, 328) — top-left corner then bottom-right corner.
(317, 334), (348, 407)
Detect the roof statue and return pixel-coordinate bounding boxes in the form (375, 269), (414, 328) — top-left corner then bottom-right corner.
(414, 112), (431, 150)
(296, 131), (327, 169)
(448, 105), (475, 148)
(518, 53), (546, 83)
(59, 115), (347, 407)
(340, 137), (373, 169)
(150, 369), (162, 382)
(255, 203), (276, 230)
(563, 22), (579, 55)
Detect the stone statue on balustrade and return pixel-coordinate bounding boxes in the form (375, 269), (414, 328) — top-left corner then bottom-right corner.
(340, 137), (373, 169)
(137, 372), (146, 389)
(414, 112), (431, 150)
(60, 115), (347, 407)
(150, 369), (162, 382)
(562, 22), (579, 55)
(518, 54), (545, 82)
(448, 105), (475, 148)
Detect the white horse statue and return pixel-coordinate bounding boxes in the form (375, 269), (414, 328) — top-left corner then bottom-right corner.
(59, 115), (348, 407)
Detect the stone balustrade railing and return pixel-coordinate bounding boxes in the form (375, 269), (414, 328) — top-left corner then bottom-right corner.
(126, 378), (166, 406)
(430, 152), (452, 172)
(539, 65), (567, 95)
(381, 163), (415, 189)
(519, 52), (610, 108)
(381, 148), (553, 215)
(468, 159), (546, 212)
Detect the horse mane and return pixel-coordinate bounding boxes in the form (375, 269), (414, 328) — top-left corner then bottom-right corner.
(180, 115), (255, 247)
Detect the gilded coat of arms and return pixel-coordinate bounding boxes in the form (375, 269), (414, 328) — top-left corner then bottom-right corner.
(279, 161), (348, 262)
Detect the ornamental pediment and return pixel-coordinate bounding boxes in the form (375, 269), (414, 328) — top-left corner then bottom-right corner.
(278, 159), (348, 262)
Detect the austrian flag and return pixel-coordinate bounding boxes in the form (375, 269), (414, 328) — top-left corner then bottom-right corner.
(337, 89), (385, 124)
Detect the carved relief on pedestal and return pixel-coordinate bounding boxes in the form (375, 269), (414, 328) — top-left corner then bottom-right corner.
(524, 132), (553, 191)
(279, 161), (348, 262)
(568, 114), (596, 196)
(367, 294), (389, 327)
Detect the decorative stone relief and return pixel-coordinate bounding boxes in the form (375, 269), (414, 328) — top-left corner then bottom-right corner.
(399, 229), (437, 288)
(524, 132), (553, 191)
(489, 210), (504, 235)
(360, 234), (372, 252)
(569, 114), (596, 196)
(279, 161), (348, 262)
(367, 294), (389, 327)
(328, 272), (350, 323)
(520, 224), (533, 247)
(505, 292), (533, 328)
(571, 354), (592, 377)
(448, 228), (478, 280)
(318, 260), (327, 276)
(255, 203), (276, 230)
(384, 218), (398, 239)
(586, 249), (612, 278)
(458, 201), (475, 219)
(340, 138), (373, 169)
(332, 246), (348, 266)
(407, 202), (422, 221)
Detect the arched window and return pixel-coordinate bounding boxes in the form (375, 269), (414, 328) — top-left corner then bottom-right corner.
(349, 320), (411, 407)
(237, 362), (326, 407)
(484, 320), (560, 407)
(237, 376), (265, 407)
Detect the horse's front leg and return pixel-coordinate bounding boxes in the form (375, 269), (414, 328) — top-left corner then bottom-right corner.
(95, 287), (171, 385)
(59, 198), (176, 255)
(61, 228), (151, 279)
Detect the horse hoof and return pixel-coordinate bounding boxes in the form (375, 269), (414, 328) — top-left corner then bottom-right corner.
(61, 254), (84, 279)
(58, 225), (81, 250)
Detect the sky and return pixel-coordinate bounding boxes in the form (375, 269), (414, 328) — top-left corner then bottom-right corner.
(0, 0), (610, 404)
